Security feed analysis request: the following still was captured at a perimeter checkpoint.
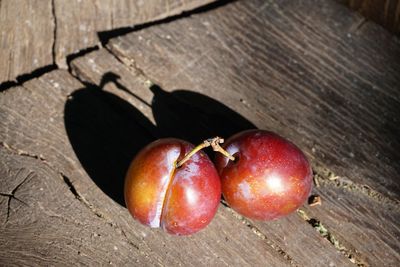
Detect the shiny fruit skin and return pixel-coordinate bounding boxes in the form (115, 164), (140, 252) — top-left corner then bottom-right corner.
(215, 130), (312, 221)
(124, 138), (221, 235)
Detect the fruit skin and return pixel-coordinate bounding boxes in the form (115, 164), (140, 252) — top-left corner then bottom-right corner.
(124, 138), (221, 235)
(214, 130), (312, 221)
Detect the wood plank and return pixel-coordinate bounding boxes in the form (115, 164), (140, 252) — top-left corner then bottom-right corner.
(53, 0), (215, 68)
(304, 176), (400, 266)
(0, 0), (54, 84)
(104, 0), (400, 265)
(70, 48), (354, 266)
(0, 0), (215, 84)
(0, 70), (289, 266)
(0, 146), (149, 266)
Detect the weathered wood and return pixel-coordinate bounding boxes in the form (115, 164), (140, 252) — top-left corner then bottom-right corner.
(337, 0), (400, 34)
(0, 0), (54, 84)
(1, 0), (400, 265)
(70, 48), (354, 267)
(304, 177), (400, 266)
(0, 146), (147, 266)
(53, 0), (215, 68)
(0, 70), (290, 266)
(0, 0), (215, 85)
(104, 0), (400, 265)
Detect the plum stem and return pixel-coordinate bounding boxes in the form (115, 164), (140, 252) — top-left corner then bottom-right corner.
(175, 137), (235, 168)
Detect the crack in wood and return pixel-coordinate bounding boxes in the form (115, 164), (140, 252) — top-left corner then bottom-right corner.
(59, 173), (105, 219)
(0, 142), (47, 162)
(313, 164), (400, 209)
(51, 0), (57, 66)
(60, 174), (142, 252)
(0, 143), (142, 253)
(66, 45), (100, 73)
(1, 0), (234, 92)
(297, 209), (368, 267)
(220, 200), (299, 267)
(1, 170), (32, 224)
(103, 45), (150, 82)
(0, 64), (57, 92)
(96, 0), (237, 46)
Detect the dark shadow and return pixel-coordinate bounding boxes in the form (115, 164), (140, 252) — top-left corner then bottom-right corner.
(64, 73), (157, 206)
(64, 71), (255, 206)
(0, 64), (57, 92)
(150, 85), (255, 145)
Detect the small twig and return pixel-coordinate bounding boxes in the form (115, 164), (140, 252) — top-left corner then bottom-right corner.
(175, 137), (234, 168)
(209, 137), (235, 161)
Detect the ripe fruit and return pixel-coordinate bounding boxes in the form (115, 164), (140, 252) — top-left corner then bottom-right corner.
(214, 130), (312, 221)
(124, 138), (221, 235)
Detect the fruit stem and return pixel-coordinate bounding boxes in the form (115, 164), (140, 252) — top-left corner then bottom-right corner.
(175, 137), (235, 168)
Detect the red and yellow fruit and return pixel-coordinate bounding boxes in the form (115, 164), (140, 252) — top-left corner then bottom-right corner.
(124, 138), (221, 235)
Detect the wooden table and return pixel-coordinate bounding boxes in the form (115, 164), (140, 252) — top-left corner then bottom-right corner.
(1, 0), (399, 266)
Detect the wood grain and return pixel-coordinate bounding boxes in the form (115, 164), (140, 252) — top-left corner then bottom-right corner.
(0, 146), (146, 266)
(304, 177), (400, 266)
(53, 0), (215, 68)
(0, 70), (289, 266)
(104, 0), (400, 265)
(1, 0), (400, 265)
(70, 48), (354, 266)
(0, 0), (215, 84)
(0, 0), (54, 84)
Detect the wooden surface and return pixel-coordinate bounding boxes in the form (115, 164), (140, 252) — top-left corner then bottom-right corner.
(53, 0), (215, 68)
(0, 0), (54, 84)
(1, 0), (400, 266)
(338, 0), (400, 34)
(0, 0), (214, 85)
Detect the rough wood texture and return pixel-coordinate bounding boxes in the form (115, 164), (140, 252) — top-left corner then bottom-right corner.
(304, 176), (400, 266)
(104, 0), (400, 265)
(0, 0), (215, 84)
(0, 146), (145, 266)
(0, 70), (289, 266)
(0, 0), (54, 84)
(1, 0), (400, 266)
(54, 0), (215, 68)
(338, 0), (400, 34)
(70, 49), (353, 267)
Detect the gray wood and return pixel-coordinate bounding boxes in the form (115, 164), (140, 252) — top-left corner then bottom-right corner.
(0, 0), (54, 84)
(304, 174), (400, 267)
(70, 48), (354, 267)
(0, 70), (288, 266)
(53, 0), (215, 68)
(0, 146), (146, 266)
(104, 0), (400, 265)
(1, 0), (400, 266)
(0, 0), (215, 84)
